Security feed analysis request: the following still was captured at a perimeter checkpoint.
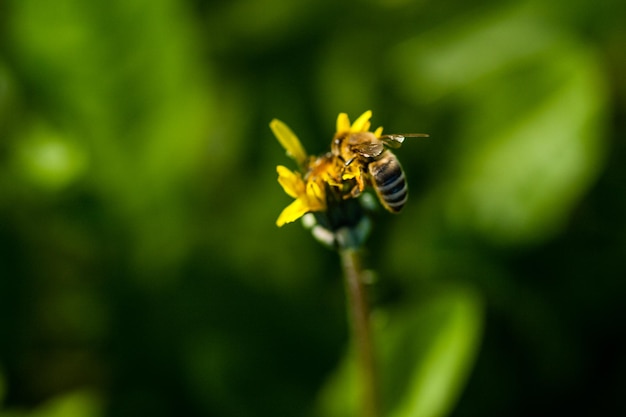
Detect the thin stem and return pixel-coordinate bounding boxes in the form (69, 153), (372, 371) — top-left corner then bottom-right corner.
(340, 247), (379, 417)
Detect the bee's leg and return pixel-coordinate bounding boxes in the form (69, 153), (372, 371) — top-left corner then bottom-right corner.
(343, 172), (366, 199)
(356, 173), (367, 192)
(342, 184), (360, 199)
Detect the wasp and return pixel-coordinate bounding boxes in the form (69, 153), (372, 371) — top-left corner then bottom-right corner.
(331, 131), (428, 213)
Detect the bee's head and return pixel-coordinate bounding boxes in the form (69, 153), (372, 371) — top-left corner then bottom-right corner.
(331, 132), (348, 157)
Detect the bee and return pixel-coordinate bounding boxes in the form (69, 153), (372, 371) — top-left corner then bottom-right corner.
(331, 131), (428, 213)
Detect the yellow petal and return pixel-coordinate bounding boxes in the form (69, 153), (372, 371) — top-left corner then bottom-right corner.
(351, 110), (372, 132)
(336, 113), (351, 133)
(276, 199), (309, 227)
(306, 181), (326, 209)
(270, 119), (308, 166)
(277, 165), (303, 198)
(374, 126), (383, 137)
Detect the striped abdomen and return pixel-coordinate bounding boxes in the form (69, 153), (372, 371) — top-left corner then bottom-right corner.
(368, 151), (408, 213)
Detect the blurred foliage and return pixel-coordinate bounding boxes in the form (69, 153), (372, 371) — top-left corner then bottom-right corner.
(318, 286), (482, 417)
(1, 0), (625, 416)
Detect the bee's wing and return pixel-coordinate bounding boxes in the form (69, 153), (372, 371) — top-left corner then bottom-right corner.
(381, 133), (429, 149)
(351, 142), (385, 158)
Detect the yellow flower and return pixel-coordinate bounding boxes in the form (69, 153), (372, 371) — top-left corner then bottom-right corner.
(271, 118), (333, 227)
(271, 111), (384, 227)
(275, 165), (326, 227)
(335, 110), (384, 137)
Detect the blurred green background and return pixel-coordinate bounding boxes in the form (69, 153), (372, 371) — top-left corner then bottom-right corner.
(1, 0), (625, 416)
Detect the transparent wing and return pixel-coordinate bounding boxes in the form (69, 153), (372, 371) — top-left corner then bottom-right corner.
(380, 133), (429, 149)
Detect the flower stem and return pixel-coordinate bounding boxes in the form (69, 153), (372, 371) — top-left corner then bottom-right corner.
(339, 247), (379, 417)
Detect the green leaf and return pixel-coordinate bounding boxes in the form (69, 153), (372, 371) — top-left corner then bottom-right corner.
(317, 286), (483, 417)
(7, 0), (217, 276)
(13, 123), (88, 191)
(0, 390), (100, 417)
(443, 51), (607, 244)
(30, 390), (101, 417)
(389, 5), (609, 245)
